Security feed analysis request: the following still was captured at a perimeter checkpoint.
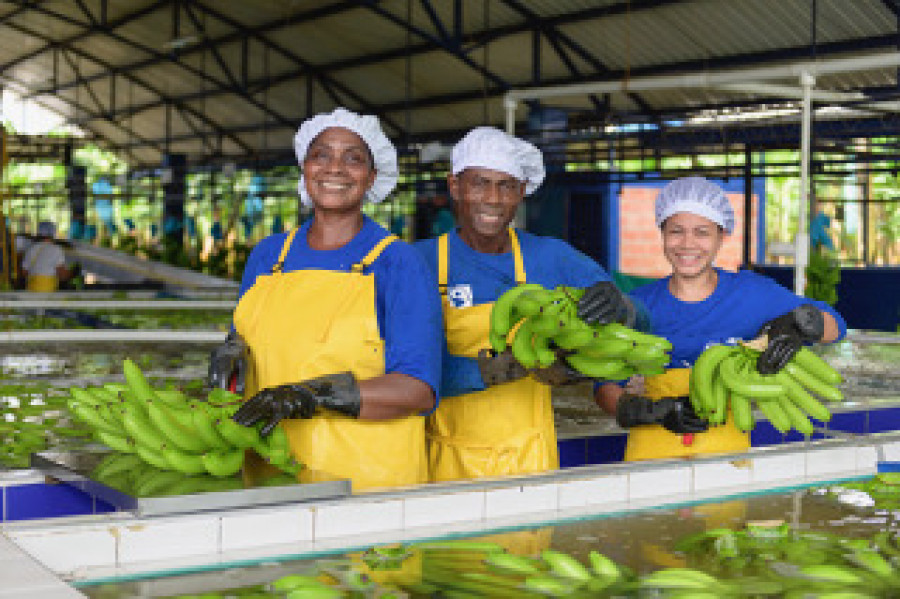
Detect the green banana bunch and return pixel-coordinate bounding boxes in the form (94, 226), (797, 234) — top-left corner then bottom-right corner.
(0, 384), (91, 468)
(67, 358), (304, 481)
(689, 343), (843, 433)
(489, 283), (672, 381)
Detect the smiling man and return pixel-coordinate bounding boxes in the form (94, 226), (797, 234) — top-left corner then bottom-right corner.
(414, 126), (640, 482)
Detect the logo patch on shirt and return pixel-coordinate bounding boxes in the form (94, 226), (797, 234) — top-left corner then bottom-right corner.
(447, 284), (474, 308)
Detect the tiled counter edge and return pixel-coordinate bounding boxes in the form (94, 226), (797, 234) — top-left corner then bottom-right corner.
(0, 532), (86, 597)
(1, 433), (893, 583)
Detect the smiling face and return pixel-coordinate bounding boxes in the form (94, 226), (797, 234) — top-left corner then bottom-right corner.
(303, 127), (376, 213)
(661, 212), (726, 278)
(449, 167), (526, 247)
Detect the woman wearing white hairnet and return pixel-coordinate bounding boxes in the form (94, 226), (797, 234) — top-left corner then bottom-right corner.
(207, 107), (442, 490)
(596, 176), (846, 461)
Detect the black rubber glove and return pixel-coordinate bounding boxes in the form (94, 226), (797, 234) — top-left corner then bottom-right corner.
(577, 281), (636, 327)
(477, 348), (528, 387)
(530, 354), (590, 386)
(208, 331), (247, 394)
(756, 304), (825, 375)
(232, 372), (361, 437)
(615, 393), (709, 434)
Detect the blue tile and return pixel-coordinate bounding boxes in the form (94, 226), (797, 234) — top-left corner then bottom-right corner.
(558, 438), (587, 468)
(6, 483), (96, 521)
(586, 434), (627, 465)
(94, 497), (117, 514)
(783, 430), (805, 444)
(0, 487), (4, 522)
(828, 411), (866, 435)
(750, 421), (783, 447)
(868, 407), (900, 434)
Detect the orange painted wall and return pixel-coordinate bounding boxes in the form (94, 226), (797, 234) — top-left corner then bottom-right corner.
(618, 186), (759, 277)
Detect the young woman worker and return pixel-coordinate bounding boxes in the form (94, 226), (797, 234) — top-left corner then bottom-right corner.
(597, 176), (846, 461)
(208, 108), (442, 491)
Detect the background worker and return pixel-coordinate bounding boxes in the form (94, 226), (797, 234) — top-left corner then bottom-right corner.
(21, 221), (70, 292)
(208, 107), (442, 491)
(596, 176), (847, 461)
(415, 126), (642, 483)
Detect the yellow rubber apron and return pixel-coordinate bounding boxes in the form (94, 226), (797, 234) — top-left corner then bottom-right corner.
(25, 244), (59, 292)
(234, 228), (427, 491)
(427, 229), (558, 482)
(624, 368), (749, 461)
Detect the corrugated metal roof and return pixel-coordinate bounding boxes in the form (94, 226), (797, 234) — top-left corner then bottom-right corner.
(1, 0), (899, 166)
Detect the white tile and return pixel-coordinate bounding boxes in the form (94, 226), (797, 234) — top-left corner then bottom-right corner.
(314, 499), (403, 540)
(693, 460), (752, 492)
(0, 582), (86, 598)
(807, 447), (856, 478)
(7, 526), (116, 573)
(879, 440), (900, 462)
(751, 452), (805, 483)
(0, 555), (63, 592)
(116, 516), (219, 565)
(484, 483), (558, 519)
(856, 446), (879, 473)
(0, 535), (27, 562)
(558, 474), (627, 510)
(220, 506), (314, 552)
(628, 466), (690, 501)
(403, 491), (484, 529)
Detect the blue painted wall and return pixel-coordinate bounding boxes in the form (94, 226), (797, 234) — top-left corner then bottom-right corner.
(756, 265), (900, 332)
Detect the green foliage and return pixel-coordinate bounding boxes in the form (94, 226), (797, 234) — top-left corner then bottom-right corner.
(804, 246), (840, 306)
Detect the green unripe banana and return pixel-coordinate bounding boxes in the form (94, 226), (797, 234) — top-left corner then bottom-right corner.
(163, 447), (208, 475)
(216, 417), (261, 448)
(202, 449), (244, 477)
(510, 318), (539, 368)
(541, 549), (592, 582)
(565, 354), (628, 380)
(489, 283), (544, 338)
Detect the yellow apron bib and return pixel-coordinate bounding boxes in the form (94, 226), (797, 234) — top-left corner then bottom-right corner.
(427, 229), (558, 482)
(25, 244), (59, 292)
(234, 228), (427, 491)
(624, 368), (749, 461)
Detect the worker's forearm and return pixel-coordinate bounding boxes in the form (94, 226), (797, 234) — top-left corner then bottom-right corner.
(594, 383), (625, 416)
(358, 373), (435, 420)
(820, 311), (840, 344)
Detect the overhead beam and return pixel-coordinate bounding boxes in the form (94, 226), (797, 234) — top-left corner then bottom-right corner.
(185, 1), (406, 135)
(25, 0), (679, 108)
(0, 0), (170, 75)
(1, 17), (251, 155)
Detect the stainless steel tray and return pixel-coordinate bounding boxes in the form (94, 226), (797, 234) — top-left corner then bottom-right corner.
(31, 450), (351, 517)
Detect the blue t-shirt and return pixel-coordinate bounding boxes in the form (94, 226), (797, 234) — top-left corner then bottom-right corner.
(414, 228), (612, 398)
(238, 216), (443, 402)
(630, 268), (848, 369)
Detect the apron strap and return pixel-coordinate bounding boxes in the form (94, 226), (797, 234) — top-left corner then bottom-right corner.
(351, 234), (398, 273)
(437, 229), (526, 296)
(508, 228), (526, 284)
(271, 228), (301, 274)
(437, 233), (449, 297)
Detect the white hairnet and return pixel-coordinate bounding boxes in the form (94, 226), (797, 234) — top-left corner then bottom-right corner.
(655, 177), (735, 234)
(37, 221), (55, 238)
(293, 107), (398, 206)
(451, 127), (545, 195)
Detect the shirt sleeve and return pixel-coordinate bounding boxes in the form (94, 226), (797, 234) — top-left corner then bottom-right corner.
(377, 242), (444, 409)
(751, 273), (848, 342)
(551, 239), (612, 287)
